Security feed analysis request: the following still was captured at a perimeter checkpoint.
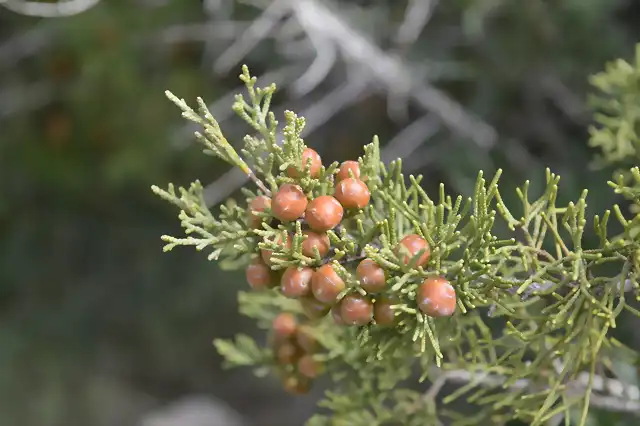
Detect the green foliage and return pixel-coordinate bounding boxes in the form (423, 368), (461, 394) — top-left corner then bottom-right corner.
(154, 56), (640, 425)
(589, 44), (640, 169)
(214, 334), (270, 369)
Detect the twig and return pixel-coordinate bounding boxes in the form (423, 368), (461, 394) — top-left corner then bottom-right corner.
(486, 275), (636, 317)
(381, 114), (440, 164)
(203, 168), (249, 207)
(394, 0), (437, 49)
(156, 22), (250, 44)
(274, 15), (304, 44)
(290, 25), (337, 97)
(0, 23), (52, 70)
(540, 74), (590, 124)
(291, 0), (498, 149)
(202, 0), (234, 16)
(1, 0), (101, 17)
(295, 79), (369, 138)
(213, 0), (289, 74)
(426, 367), (640, 414)
(0, 81), (52, 118)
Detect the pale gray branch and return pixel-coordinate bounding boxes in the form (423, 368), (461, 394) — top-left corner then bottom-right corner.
(0, 23), (52, 70)
(290, 29), (337, 97)
(402, 143), (441, 173)
(1, 0), (101, 17)
(296, 79), (368, 138)
(157, 22), (250, 44)
(291, 0), (498, 149)
(0, 82), (52, 118)
(394, 0), (437, 48)
(202, 0), (234, 17)
(274, 15), (304, 44)
(381, 114), (440, 164)
(213, 0), (289, 74)
(540, 75), (589, 124)
(203, 168), (249, 207)
(428, 367), (640, 415)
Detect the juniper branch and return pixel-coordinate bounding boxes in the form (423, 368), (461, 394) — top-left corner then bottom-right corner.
(164, 89), (272, 197)
(155, 59), (640, 426)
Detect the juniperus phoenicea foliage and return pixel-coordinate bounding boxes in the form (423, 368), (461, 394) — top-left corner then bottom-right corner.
(153, 46), (640, 426)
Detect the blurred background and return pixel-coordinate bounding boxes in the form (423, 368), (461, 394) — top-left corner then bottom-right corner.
(1, 0), (639, 425)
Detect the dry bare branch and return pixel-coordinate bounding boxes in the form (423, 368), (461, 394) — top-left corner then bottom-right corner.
(0, 81), (52, 118)
(1, 0), (101, 17)
(213, 0), (289, 74)
(290, 0), (498, 149)
(0, 23), (52, 70)
(381, 114), (440, 164)
(427, 367), (640, 414)
(394, 0), (438, 48)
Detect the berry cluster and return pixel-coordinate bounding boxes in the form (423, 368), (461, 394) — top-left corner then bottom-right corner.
(245, 147), (457, 390)
(270, 313), (324, 394)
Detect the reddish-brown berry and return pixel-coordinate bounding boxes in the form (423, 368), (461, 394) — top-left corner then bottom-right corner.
(300, 295), (330, 319)
(261, 233), (292, 266)
(281, 266), (313, 298)
(272, 312), (298, 340)
(331, 305), (346, 325)
(287, 147), (322, 178)
(311, 264), (346, 305)
(245, 259), (273, 290)
(272, 184), (308, 222)
(339, 294), (374, 326)
(417, 276), (457, 317)
(276, 341), (301, 364)
(301, 230), (331, 258)
(295, 326), (318, 353)
(395, 234), (430, 267)
(334, 178), (370, 209)
(297, 354), (323, 379)
(356, 258), (386, 293)
(336, 160), (361, 181)
(282, 375), (311, 395)
(305, 195), (343, 232)
(373, 296), (397, 326)
(247, 195), (271, 229)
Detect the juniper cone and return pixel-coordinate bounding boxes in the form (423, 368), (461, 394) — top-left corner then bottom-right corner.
(336, 161), (361, 181)
(153, 53), (640, 426)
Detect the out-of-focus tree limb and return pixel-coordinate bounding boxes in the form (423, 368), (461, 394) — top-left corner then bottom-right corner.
(394, 0), (438, 49)
(380, 114), (440, 165)
(0, 23), (52, 70)
(290, 0), (498, 149)
(1, 0), (101, 17)
(213, 0), (289, 74)
(426, 367), (640, 415)
(0, 81), (52, 118)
